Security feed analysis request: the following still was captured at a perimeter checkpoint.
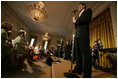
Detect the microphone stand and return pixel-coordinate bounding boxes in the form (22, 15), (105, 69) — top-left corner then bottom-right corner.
(64, 10), (79, 78)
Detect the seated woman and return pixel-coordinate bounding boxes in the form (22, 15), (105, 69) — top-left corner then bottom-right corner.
(13, 30), (26, 47)
(12, 30), (27, 68)
(33, 44), (40, 60)
(12, 29), (33, 73)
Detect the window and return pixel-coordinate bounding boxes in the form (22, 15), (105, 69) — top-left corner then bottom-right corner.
(44, 40), (48, 50)
(30, 38), (35, 46)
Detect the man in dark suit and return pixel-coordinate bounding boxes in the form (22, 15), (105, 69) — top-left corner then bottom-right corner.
(72, 3), (92, 78)
(64, 40), (71, 59)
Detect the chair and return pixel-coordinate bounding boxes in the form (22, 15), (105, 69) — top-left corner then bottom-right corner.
(11, 43), (27, 67)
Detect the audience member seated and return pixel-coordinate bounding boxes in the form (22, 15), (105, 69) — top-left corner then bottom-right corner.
(1, 23), (13, 74)
(34, 44), (40, 60)
(12, 30), (27, 69)
(25, 41), (34, 64)
(27, 45), (35, 64)
(34, 44), (40, 54)
(44, 49), (51, 57)
(39, 46), (45, 58)
(54, 47), (58, 57)
(50, 47), (55, 55)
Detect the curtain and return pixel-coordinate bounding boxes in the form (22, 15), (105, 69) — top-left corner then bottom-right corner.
(89, 8), (116, 68)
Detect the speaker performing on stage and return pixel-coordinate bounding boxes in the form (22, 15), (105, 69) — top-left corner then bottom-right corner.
(64, 2), (92, 78)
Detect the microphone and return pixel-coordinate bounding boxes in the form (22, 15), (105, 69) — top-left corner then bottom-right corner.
(72, 9), (78, 13)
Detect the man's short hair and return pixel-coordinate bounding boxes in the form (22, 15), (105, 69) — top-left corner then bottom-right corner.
(79, 3), (86, 9)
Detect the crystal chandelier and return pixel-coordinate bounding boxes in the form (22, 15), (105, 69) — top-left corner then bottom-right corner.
(27, 1), (48, 22)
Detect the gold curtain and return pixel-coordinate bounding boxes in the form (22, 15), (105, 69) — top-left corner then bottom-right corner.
(89, 8), (116, 68)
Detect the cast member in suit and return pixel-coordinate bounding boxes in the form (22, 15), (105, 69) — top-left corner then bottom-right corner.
(72, 3), (92, 78)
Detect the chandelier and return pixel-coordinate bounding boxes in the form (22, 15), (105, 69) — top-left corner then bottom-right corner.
(42, 32), (50, 40)
(27, 1), (48, 22)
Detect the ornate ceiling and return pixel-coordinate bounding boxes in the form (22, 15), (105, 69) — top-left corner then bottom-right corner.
(5, 1), (113, 37)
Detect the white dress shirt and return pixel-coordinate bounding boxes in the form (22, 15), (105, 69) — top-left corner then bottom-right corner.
(79, 9), (85, 17)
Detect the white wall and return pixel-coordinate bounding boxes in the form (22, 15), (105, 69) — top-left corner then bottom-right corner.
(1, 2), (30, 40)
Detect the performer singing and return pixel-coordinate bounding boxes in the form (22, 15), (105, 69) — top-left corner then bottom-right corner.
(72, 3), (92, 78)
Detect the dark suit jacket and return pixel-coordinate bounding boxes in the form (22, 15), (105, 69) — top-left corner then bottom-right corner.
(75, 8), (92, 39)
